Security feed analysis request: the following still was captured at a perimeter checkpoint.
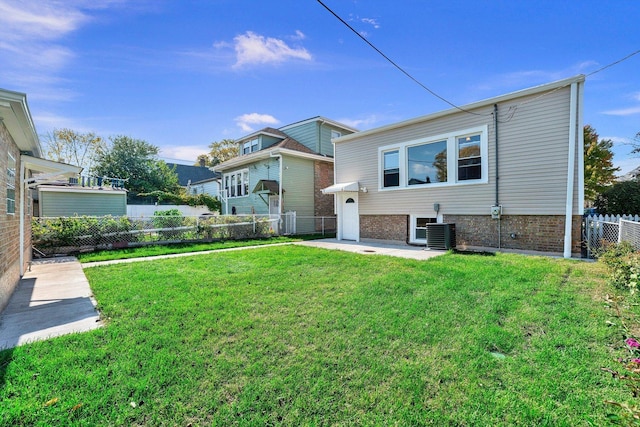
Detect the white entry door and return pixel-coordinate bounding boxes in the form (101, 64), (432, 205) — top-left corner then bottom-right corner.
(341, 194), (359, 241)
(269, 195), (280, 216)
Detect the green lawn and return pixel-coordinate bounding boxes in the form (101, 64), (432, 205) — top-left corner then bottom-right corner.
(76, 235), (322, 263)
(0, 246), (631, 425)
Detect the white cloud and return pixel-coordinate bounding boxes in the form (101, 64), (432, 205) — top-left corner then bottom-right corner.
(602, 106), (640, 116)
(361, 18), (380, 29)
(337, 114), (383, 130)
(634, 92), (640, 101)
(231, 31), (312, 69)
(234, 113), (279, 133)
(160, 145), (210, 163)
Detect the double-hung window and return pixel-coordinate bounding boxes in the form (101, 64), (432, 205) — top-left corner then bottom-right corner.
(457, 134), (482, 180)
(243, 139), (259, 155)
(7, 153), (16, 215)
(382, 150), (399, 188)
(224, 169), (249, 198)
(379, 125), (487, 190)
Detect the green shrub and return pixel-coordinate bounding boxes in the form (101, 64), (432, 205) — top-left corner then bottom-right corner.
(598, 241), (640, 293)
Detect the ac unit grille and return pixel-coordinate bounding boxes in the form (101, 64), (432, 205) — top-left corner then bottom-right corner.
(426, 223), (456, 250)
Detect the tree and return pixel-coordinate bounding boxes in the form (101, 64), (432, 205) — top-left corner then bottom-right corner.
(198, 139), (239, 166)
(632, 131), (640, 156)
(595, 180), (640, 215)
(43, 128), (105, 171)
(584, 125), (619, 204)
(92, 135), (180, 197)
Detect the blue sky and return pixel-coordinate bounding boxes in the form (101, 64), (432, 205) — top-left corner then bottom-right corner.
(1, 0), (639, 174)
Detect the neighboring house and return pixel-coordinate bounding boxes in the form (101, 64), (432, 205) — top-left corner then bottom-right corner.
(619, 165), (640, 182)
(37, 176), (127, 217)
(214, 117), (357, 232)
(0, 89), (81, 311)
(324, 75), (585, 258)
(166, 161), (220, 199)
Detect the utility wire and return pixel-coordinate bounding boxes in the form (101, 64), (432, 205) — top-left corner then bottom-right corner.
(318, 0), (640, 122)
(316, 0), (484, 116)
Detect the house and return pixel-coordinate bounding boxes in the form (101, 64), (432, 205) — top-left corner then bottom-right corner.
(214, 117), (357, 232)
(166, 160), (220, 199)
(324, 75), (585, 258)
(0, 89), (81, 311)
(37, 176), (127, 217)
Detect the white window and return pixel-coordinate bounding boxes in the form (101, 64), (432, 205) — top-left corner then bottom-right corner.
(410, 215), (437, 244)
(243, 139), (259, 155)
(7, 153), (16, 215)
(331, 130), (342, 139)
(224, 169), (249, 198)
(378, 125), (488, 190)
(382, 150), (399, 188)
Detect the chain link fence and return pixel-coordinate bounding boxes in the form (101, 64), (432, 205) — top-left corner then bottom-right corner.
(32, 213), (337, 256)
(620, 219), (640, 251)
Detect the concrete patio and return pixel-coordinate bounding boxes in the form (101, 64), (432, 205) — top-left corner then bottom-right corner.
(0, 257), (102, 350)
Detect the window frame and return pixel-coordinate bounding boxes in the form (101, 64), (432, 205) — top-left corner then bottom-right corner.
(7, 152), (16, 215)
(409, 215), (438, 244)
(378, 125), (488, 191)
(243, 138), (259, 155)
(382, 149), (400, 188)
(223, 169), (249, 198)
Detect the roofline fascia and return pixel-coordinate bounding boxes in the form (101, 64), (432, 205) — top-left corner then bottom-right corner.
(214, 148), (333, 172)
(0, 88), (42, 156)
(334, 74), (586, 144)
(279, 116), (359, 133)
(235, 130), (285, 143)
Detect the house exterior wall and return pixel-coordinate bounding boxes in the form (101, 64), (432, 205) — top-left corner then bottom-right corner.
(281, 121), (351, 157)
(0, 122), (26, 312)
(314, 161), (334, 217)
(222, 158), (278, 215)
(39, 189), (126, 217)
(333, 79), (583, 254)
(281, 156), (314, 216)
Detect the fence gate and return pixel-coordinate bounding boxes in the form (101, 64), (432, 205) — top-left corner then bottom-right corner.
(281, 211), (297, 235)
(583, 217), (619, 259)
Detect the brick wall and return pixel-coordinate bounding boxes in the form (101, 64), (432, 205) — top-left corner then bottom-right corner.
(0, 123), (23, 312)
(360, 214), (408, 242)
(314, 161), (334, 217)
(443, 214), (582, 254)
(356, 212), (582, 254)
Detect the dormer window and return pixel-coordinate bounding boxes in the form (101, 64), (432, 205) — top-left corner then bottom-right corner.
(243, 138), (259, 155)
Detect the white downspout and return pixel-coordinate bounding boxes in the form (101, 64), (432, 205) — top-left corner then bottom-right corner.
(270, 152), (283, 226)
(563, 82), (579, 258)
(19, 161), (26, 276)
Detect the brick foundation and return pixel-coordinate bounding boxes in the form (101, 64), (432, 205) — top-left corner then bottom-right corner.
(357, 213), (582, 254)
(444, 214), (582, 254)
(360, 215), (408, 242)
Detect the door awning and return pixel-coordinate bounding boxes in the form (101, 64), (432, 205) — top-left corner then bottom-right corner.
(321, 181), (359, 194)
(252, 179), (283, 195)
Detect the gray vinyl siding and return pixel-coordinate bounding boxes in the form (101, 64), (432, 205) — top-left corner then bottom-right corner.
(335, 85), (581, 217)
(39, 190), (126, 217)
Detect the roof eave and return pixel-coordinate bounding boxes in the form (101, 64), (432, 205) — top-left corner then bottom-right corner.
(0, 89), (42, 156)
(334, 74), (586, 144)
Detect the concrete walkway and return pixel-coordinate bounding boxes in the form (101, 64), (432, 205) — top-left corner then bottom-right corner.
(296, 239), (447, 260)
(0, 257), (101, 350)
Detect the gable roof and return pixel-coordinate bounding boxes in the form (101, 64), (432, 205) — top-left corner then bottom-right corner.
(279, 116), (359, 134)
(0, 88), (42, 157)
(166, 163), (220, 186)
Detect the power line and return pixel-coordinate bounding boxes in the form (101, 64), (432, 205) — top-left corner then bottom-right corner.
(316, 0), (484, 116)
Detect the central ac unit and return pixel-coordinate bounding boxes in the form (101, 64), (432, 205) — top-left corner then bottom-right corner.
(426, 223), (456, 250)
